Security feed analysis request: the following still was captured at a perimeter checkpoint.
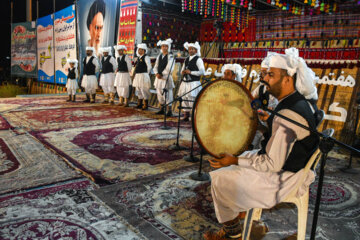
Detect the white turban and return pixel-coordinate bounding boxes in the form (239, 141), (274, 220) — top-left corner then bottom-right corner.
(261, 52), (278, 69)
(184, 41), (201, 56)
(157, 38), (173, 52)
(136, 43), (148, 57)
(66, 59), (78, 68)
(85, 46), (97, 58)
(268, 48), (318, 100)
(214, 64), (243, 82)
(100, 47), (112, 56)
(114, 45), (127, 58)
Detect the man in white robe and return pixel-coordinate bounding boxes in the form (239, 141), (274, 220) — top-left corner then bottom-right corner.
(154, 38), (175, 116)
(81, 47), (100, 103)
(114, 45), (132, 107)
(215, 64), (243, 82)
(99, 47), (117, 104)
(204, 48), (320, 240)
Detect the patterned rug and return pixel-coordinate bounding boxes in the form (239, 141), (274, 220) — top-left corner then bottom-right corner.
(0, 179), (144, 240)
(0, 130), (80, 194)
(3, 105), (150, 131)
(92, 155), (360, 240)
(0, 116), (11, 130)
(32, 119), (199, 184)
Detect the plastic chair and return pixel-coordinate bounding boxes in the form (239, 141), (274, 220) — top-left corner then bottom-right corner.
(242, 128), (334, 240)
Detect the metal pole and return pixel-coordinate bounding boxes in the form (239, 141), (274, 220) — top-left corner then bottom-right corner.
(26, 0), (32, 21)
(53, 0), (57, 93)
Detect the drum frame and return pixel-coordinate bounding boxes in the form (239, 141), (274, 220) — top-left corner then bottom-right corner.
(191, 79), (258, 158)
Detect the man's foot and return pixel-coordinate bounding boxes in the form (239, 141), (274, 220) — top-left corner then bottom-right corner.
(156, 106), (165, 115)
(66, 95), (71, 102)
(181, 112), (190, 121)
(203, 228), (242, 240)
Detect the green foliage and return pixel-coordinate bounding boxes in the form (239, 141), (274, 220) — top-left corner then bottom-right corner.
(0, 84), (27, 98)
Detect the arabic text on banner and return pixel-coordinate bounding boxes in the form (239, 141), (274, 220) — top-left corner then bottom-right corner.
(118, 0), (138, 58)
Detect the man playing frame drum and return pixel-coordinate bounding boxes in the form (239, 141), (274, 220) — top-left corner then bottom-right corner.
(204, 48), (320, 240)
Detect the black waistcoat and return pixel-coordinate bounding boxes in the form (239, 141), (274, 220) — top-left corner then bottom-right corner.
(67, 68), (76, 79)
(259, 91), (320, 173)
(183, 56), (200, 82)
(101, 56), (114, 74)
(135, 55), (147, 73)
(157, 54), (168, 75)
(117, 55), (128, 72)
(83, 56), (96, 75)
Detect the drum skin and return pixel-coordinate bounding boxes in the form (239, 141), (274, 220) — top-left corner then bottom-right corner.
(192, 79), (258, 158)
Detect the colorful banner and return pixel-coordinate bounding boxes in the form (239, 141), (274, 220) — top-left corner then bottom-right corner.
(118, 0), (138, 58)
(77, 0), (118, 73)
(11, 22), (37, 77)
(54, 5), (77, 85)
(37, 14), (55, 83)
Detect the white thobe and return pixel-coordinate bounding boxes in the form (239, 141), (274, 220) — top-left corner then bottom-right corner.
(99, 56), (117, 94)
(66, 67), (79, 95)
(115, 54), (132, 98)
(178, 55), (205, 112)
(210, 107), (316, 224)
(153, 54), (175, 105)
(132, 55), (152, 100)
(81, 56), (100, 94)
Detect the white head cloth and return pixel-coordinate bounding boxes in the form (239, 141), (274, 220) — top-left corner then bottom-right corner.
(268, 48), (318, 100)
(157, 38), (173, 53)
(114, 45), (127, 58)
(261, 52), (278, 69)
(136, 43), (148, 57)
(183, 41), (201, 56)
(100, 47), (112, 56)
(85, 46), (97, 58)
(214, 64), (243, 82)
(66, 59), (78, 68)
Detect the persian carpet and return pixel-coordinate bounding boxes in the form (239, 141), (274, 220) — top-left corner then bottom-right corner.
(3, 105), (150, 131)
(0, 130), (80, 194)
(0, 179), (144, 240)
(92, 154), (360, 240)
(0, 116), (11, 130)
(32, 120), (199, 183)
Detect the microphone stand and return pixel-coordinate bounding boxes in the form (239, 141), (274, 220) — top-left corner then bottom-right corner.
(160, 54), (176, 130)
(253, 101), (360, 240)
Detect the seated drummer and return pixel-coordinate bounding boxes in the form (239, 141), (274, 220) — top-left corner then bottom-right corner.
(217, 64), (243, 82)
(204, 48), (321, 240)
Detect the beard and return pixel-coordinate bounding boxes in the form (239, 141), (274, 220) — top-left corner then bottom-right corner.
(268, 77), (283, 99)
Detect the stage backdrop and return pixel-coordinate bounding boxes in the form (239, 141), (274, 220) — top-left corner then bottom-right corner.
(11, 22), (37, 78)
(54, 5), (77, 85)
(117, 0), (138, 58)
(77, 0), (117, 74)
(37, 14), (55, 83)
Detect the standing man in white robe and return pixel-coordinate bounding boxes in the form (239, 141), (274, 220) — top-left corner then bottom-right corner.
(81, 47), (100, 103)
(178, 42), (205, 121)
(154, 38), (175, 116)
(204, 49), (320, 240)
(114, 45), (132, 107)
(132, 43), (152, 110)
(215, 64), (243, 82)
(99, 47), (117, 105)
(65, 59), (79, 102)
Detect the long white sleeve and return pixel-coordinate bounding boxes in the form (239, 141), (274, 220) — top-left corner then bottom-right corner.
(145, 56), (152, 74)
(190, 58), (205, 76)
(153, 55), (160, 74)
(125, 55), (132, 73)
(161, 55), (175, 78)
(237, 109), (310, 172)
(75, 67), (78, 79)
(110, 56), (117, 72)
(92, 57), (100, 73)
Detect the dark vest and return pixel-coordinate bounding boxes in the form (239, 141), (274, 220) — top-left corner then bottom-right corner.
(184, 55), (200, 82)
(135, 55), (147, 74)
(117, 55), (128, 72)
(259, 91), (320, 173)
(83, 56), (96, 76)
(157, 54), (168, 75)
(67, 68), (76, 79)
(101, 56), (114, 74)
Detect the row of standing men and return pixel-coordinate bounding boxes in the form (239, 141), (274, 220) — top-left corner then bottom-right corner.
(66, 39), (208, 122)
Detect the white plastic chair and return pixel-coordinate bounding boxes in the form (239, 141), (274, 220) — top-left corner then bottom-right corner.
(242, 128), (334, 240)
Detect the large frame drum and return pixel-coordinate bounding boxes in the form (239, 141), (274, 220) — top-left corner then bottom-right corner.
(192, 79), (258, 158)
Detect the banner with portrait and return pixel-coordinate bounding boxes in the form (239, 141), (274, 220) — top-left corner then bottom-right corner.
(77, 0), (117, 74)
(11, 22), (37, 77)
(117, 0), (138, 58)
(37, 14), (55, 83)
(54, 5), (77, 85)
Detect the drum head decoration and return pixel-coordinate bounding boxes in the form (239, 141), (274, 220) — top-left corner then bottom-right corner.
(193, 79), (258, 158)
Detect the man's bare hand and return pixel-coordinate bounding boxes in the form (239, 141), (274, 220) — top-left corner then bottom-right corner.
(208, 153), (238, 169)
(257, 109), (270, 122)
(182, 69), (191, 75)
(156, 73), (163, 79)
